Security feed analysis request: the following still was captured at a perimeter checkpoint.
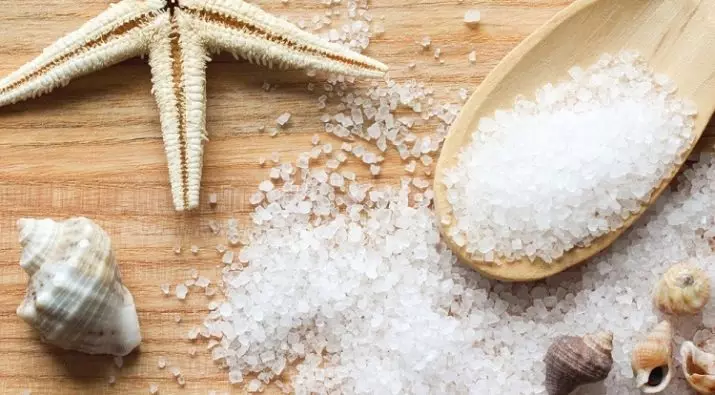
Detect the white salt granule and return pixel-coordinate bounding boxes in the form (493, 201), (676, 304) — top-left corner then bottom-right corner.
(468, 50), (477, 64)
(464, 9), (481, 25)
(222, 251), (234, 265)
(160, 283), (170, 296)
(170, 367), (181, 377)
(149, 384), (159, 394)
(175, 284), (188, 300)
(247, 379), (263, 392)
(208, 192), (218, 207)
(108, 376), (116, 385)
(258, 180), (274, 192)
(157, 357), (166, 369)
(113, 356), (123, 369)
(444, 51), (697, 263)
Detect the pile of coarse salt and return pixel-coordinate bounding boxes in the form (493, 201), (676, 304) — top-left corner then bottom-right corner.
(442, 51), (698, 263)
(201, 149), (715, 395)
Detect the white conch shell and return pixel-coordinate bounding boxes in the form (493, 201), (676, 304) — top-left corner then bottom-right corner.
(681, 339), (715, 394)
(15, 217), (141, 356)
(654, 262), (711, 315)
(631, 321), (673, 393)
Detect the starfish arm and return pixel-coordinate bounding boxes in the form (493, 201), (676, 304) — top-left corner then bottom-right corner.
(148, 12), (211, 212)
(0, 0), (165, 107)
(179, 0), (388, 78)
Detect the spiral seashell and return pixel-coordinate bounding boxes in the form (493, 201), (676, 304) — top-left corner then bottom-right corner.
(631, 321), (673, 393)
(544, 331), (614, 395)
(681, 339), (715, 394)
(653, 262), (710, 315)
(15, 217), (141, 356)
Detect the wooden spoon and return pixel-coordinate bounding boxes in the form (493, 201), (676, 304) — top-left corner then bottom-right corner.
(434, 0), (715, 282)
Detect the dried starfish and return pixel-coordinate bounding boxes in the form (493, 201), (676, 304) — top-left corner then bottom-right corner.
(0, 0), (387, 211)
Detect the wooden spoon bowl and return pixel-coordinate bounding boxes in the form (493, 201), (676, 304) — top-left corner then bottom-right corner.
(434, 0), (715, 282)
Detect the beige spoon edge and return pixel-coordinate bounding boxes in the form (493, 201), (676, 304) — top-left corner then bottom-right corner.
(433, 0), (711, 282)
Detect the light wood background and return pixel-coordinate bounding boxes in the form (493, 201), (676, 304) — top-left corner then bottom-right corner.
(0, 1), (712, 394)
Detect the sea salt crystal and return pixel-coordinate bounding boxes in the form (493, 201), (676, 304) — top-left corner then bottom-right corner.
(196, 276), (211, 288)
(157, 357), (166, 369)
(259, 180), (274, 192)
(176, 284), (189, 300)
(229, 370), (243, 384)
(108, 376), (116, 385)
(370, 165), (381, 176)
(464, 9), (481, 25)
(420, 36), (431, 49)
(190, 245), (199, 255)
(160, 283), (170, 296)
(247, 379), (263, 392)
(222, 251), (234, 265)
(208, 192), (218, 207)
(468, 50), (477, 64)
(329, 173), (345, 187)
(113, 356), (123, 369)
(149, 384), (159, 394)
(249, 191), (264, 205)
(170, 367), (181, 377)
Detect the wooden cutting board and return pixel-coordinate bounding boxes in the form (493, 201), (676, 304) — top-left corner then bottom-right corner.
(0, 1), (712, 394)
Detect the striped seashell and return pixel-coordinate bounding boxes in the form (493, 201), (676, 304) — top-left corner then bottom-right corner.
(631, 321), (673, 393)
(544, 331), (614, 395)
(15, 217), (141, 356)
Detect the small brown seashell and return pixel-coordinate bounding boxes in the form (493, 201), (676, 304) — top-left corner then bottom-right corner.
(681, 339), (715, 394)
(631, 321), (673, 393)
(653, 262), (710, 315)
(544, 331), (613, 395)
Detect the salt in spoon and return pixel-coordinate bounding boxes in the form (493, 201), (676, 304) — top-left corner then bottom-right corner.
(434, 0), (715, 282)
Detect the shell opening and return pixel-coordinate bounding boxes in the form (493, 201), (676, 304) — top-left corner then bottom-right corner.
(686, 353), (707, 376)
(647, 366), (667, 387)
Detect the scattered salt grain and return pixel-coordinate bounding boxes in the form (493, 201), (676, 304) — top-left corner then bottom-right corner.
(247, 379), (262, 392)
(190, 245), (199, 255)
(420, 36), (431, 49)
(149, 384), (159, 394)
(160, 283), (170, 296)
(113, 356), (123, 369)
(369, 165), (381, 176)
(259, 180), (274, 192)
(157, 357), (167, 369)
(108, 376), (116, 385)
(222, 251), (234, 265)
(208, 192), (218, 207)
(468, 50), (477, 64)
(196, 276), (211, 288)
(176, 284), (189, 300)
(276, 112), (292, 127)
(229, 370), (243, 384)
(464, 9), (481, 25)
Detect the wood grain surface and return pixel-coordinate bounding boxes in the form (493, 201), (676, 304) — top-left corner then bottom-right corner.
(0, 1), (712, 394)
